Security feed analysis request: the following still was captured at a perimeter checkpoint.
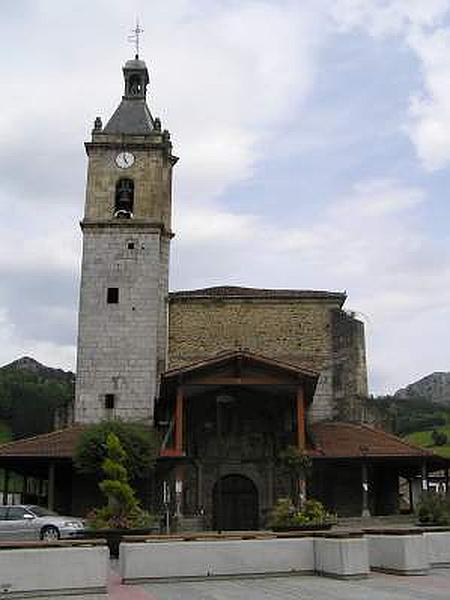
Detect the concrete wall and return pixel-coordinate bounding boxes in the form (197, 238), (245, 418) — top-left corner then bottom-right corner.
(0, 545), (108, 598)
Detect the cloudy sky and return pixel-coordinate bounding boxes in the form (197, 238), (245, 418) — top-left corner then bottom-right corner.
(0, 0), (449, 394)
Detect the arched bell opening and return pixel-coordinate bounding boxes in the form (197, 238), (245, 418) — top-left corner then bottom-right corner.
(114, 178), (134, 218)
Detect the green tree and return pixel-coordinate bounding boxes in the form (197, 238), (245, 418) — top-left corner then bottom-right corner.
(88, 433), (155, 529)
(431, 429), (448, 446)
(74, 420), (160, 481)
(278, 445), (311, 509)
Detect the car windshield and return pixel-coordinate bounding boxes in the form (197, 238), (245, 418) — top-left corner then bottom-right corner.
(28, 506), (59, 517)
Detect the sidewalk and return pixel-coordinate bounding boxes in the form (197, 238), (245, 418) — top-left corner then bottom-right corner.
(134, 569), (450, 600)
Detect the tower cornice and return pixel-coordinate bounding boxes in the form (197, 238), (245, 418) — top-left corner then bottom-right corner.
(80, 220), (175, 238)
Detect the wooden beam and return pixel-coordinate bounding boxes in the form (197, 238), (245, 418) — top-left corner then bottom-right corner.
(296, 385), (306, 450)
(174, 387), (184, 453)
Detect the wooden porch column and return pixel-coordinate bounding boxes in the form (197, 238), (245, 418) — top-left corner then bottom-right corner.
(296, 385), (306, 450)
(48, 462), (55, 511)
(174, 387), (184, 454)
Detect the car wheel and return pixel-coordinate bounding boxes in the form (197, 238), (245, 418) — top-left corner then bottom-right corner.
(40, 526), (60, 541)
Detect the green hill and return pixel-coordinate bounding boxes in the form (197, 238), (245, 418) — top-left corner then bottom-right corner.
(0, 357), (74, 440)
(405, 428), (450, 458)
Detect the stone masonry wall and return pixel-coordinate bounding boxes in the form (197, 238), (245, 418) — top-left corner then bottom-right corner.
(84, 144), (173, 230)
(75, 227), (165, 423)
(331, 310), (369, 422)
(168, 297), (349, 422)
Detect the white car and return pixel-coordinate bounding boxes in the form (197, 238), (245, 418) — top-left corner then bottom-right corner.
(0, 505), (85, 541)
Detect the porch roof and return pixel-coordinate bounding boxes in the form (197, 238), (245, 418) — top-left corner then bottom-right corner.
(309, 422), (436, 459)
(162, 349), (320, 382)
(0, 424), (86, 459)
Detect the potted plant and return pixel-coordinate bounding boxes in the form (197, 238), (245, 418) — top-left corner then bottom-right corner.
(269, 497), (336, 531)
(416, 492), (450, 526)
(75, 423), (160, 557)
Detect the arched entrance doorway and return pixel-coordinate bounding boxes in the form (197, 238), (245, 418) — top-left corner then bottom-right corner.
(213, 474), (258, 531)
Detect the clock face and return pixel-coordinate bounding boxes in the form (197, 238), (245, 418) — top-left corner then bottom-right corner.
(115, 151), (135, 169)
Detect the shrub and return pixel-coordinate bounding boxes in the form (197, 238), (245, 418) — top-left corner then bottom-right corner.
(268, 497), (336, 529)
(417, 492), (450, 525)
(431, 429), (448, 447)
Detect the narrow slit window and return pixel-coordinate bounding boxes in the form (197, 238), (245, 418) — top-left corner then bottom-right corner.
(105, 394), (115, 410)
(107, 287), (119, 304)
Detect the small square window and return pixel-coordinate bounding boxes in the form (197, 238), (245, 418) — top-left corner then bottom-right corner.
(107, 287), (119, 304)
(105, 394), (115, 410)
(127, 242), (135, 250)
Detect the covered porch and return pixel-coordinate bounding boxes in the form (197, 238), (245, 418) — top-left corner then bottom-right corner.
(156, 350), (319, 530)
(309, 422), (448, 517)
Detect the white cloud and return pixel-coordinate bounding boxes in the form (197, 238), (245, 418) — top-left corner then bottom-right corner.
(329, 0), (450, 171)
(173, 177), (450, 393)
(329, 0), (449, 37)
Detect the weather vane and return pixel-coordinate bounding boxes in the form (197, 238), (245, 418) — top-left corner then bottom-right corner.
(128, 18), (143, 58)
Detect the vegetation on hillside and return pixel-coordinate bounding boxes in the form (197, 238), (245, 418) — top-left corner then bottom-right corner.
(372, 394), (450, 457)
(0, 358), (73, 440)
(372, 394), (450, 436)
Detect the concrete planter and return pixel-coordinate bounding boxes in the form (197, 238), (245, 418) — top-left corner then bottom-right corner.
(120, 537), (315, 582)
(366, 532), (429, 575)
(0, 540), (108, 598)
(424, 531), (450, 566)
(314, 534), (369, 579)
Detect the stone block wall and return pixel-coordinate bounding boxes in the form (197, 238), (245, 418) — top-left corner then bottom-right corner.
(75, 226), (166, 423)
(168, 294), (368, 423)
(84, 140), (173, 230)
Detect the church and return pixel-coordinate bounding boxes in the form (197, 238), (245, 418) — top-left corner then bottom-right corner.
(0, 52), (442, 528)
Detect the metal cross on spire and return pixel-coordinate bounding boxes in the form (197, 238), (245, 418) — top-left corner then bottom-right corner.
(128, 18), (143, 58)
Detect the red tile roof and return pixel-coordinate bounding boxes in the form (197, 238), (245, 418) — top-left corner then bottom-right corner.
(0, 425), (86, 459)
(309, 422), (434, 458)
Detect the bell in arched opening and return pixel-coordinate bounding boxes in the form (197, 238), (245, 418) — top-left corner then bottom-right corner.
(114, 178), (134, 218)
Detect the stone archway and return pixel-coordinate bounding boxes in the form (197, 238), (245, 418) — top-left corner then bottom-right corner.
(213, 474), (258, 531)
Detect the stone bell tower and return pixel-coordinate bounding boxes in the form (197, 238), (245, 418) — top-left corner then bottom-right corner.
(75, 54), (177, 424)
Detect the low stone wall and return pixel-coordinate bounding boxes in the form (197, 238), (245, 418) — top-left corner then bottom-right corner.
(0, 540), (108, 599)
(121, 536), (315, 582)
(120, 532), (369, 582)
(119, 528), (450, 584)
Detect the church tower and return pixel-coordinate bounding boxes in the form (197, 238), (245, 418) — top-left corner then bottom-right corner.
(75, 54), (177, 423)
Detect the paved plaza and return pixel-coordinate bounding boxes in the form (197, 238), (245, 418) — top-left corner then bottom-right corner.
(107, 568), (450, 600)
